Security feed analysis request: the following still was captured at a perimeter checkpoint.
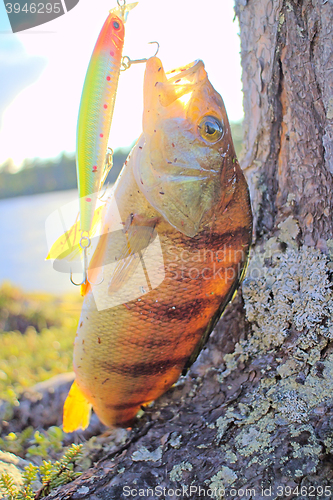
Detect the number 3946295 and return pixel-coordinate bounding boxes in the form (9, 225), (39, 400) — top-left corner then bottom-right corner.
(5, 3), (61, 14)
(277, 485), (331, 497)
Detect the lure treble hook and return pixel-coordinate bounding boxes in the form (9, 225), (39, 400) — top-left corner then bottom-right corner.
(70, 233), (103, 286)
(121, 41), (160, 71)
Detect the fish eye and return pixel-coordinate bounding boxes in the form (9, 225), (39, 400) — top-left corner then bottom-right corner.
(113, 20), (120, 30)
(198, 116), (223, 144)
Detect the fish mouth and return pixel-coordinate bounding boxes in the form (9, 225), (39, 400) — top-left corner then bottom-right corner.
(165, 60), (204, 81)
(164, 61), (206, 108)
(142, 56), (208, 113)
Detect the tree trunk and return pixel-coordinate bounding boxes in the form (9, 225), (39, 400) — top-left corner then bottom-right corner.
(44, 1), (333, 498)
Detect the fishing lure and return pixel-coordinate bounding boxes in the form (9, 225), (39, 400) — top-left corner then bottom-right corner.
(62, 56), (253, 431)
(46, 2), (159, 284)
(73, 0), (138, 285)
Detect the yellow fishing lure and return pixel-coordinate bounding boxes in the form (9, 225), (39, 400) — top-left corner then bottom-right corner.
(76, 0), (137, 234)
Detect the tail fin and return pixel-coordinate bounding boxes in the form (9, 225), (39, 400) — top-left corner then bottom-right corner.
(63, 380), (92, 433)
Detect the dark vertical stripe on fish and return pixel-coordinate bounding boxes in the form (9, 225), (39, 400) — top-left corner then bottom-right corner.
(100, 356), (189, 376)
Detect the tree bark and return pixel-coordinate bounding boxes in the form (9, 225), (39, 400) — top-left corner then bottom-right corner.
(44, 1), (333, 498)
(239, 0), (333, 246)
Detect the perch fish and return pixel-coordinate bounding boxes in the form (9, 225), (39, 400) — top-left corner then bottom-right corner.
(63, 56), (253, 431)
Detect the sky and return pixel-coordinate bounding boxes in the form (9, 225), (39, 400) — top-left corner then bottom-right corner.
(0, 0), (243, 168)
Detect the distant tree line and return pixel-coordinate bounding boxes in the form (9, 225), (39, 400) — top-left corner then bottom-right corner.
(0, 149), (129, 200)
(0, 122), (243, 199)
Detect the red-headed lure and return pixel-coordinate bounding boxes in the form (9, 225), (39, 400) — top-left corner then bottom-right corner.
(76, 0), (137, 236)
(70, 0), (137, 287)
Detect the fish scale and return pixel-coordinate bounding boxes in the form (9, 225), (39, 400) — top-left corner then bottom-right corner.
(63, 56), (252, 431)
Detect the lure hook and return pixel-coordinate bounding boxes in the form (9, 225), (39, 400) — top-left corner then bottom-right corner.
(70, 233), (104, 286)
(121, 41), (160, 71)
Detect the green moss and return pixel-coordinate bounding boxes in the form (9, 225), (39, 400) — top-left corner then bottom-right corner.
(0, 283), (82, 402)
(0, 444), (83, 499)
(0, 282), (63, 334)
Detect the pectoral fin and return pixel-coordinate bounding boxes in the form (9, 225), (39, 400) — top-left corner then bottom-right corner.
(108, 214), (159, 294)
(108, 253), (141, 294)
(63, 380), (92, 433)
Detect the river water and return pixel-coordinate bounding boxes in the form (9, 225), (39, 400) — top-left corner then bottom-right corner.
(0, 189), (82, 294)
